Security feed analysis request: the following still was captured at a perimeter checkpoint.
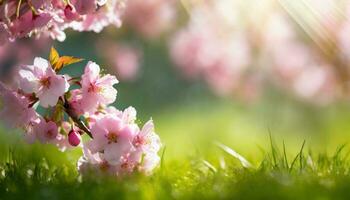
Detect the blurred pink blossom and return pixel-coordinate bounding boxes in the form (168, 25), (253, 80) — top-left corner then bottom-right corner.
(170, 2), (252, 97)
(0, 82), (36, 128)
(123, 0), (176, 38)
(262, 12), (340, 104)
(111, 46), (142, 81)
(96, 40), (142, 81)
(169, 0), (350, 104)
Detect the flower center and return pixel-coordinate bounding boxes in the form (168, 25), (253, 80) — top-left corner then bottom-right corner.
(133, 136), (144, 147)
(99, 161), (110, 171)
(121, 162), (129, 169)
(46, 130), (55, 139)
(106, 132), (118, 143)
(88, 83), (100, 93)
(40, 77), (51, 88)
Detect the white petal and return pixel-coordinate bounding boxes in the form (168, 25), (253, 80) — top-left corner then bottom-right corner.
(18, 70), (39, 93)
(38, 90), (59, 107)
(140, 120), (154, 136)
(84, 61), (100, 82)
(33, 57), (50, 72)
(50, 75), (69, 96)
(103, 144), (124, 165)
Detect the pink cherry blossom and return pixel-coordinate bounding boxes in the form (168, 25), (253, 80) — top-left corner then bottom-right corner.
(33, 118), (59, 143)
(132, 120), (161, 174)
(23, 119), (40, 144)
(120, 106), (137, 124)
(78, 146), (118, 175)
(88, 116), (135, 154)
(80, 116), (161, 175)
(133, 120), (161, 153)
(78, 105), (162, 176)
(25, 117), (74, 151)
(0, 82), (37, 128)
(116, 153), (140, 175)
(18, 57), (69, 107)
(67, 89), (84, 116)
(82, 107), (161, 175)
(138, 152), (161, 174)
(84, 106), (121, 127)
(79, 61), (118, 113)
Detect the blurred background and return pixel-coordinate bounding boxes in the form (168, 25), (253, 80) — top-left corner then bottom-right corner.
(1, 0), (350, 165)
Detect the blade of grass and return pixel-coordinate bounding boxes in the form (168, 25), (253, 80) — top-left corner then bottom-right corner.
(160, 146), (166, 170)
(283, 140), (289, 169)
(333, 144), (347, 159)
(289, 140), (306, 173)
(203, 160), (217, 173)
(215, 142), (253, 169)
(299, 140), (306, 172)
(269, 129), (277, 168)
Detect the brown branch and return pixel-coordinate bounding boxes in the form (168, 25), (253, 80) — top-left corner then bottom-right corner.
(68, 111), (93, 139)
(63, 99), (93, 139)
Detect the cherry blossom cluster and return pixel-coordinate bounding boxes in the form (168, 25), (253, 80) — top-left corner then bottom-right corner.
(0, 48), (161, 176)
(122, 0), (176, 39)
(169, 0), (350, 104)
(170, 1), (260, 101)
(0, 0), (126, 44)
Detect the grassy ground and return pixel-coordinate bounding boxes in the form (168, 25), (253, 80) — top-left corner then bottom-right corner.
(1, 137), (350, 199)
(1, 100), (350, 200)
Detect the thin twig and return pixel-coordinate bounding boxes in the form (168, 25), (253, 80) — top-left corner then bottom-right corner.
(63, 98), (93, 139)
(16, 0), (22, 18)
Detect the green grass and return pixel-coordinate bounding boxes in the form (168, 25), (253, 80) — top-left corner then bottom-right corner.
(1, 139), (350, 199)
(2, 101), (350, 199)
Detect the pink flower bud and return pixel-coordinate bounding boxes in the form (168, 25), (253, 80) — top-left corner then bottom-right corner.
(68, 130), (81, 147)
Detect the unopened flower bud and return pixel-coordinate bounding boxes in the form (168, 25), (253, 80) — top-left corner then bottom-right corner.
(68, 130), (81, 147)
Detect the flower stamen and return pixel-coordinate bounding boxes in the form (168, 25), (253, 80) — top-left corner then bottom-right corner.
(40, 77), (51, 88)
(106, 132), (118, 143)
